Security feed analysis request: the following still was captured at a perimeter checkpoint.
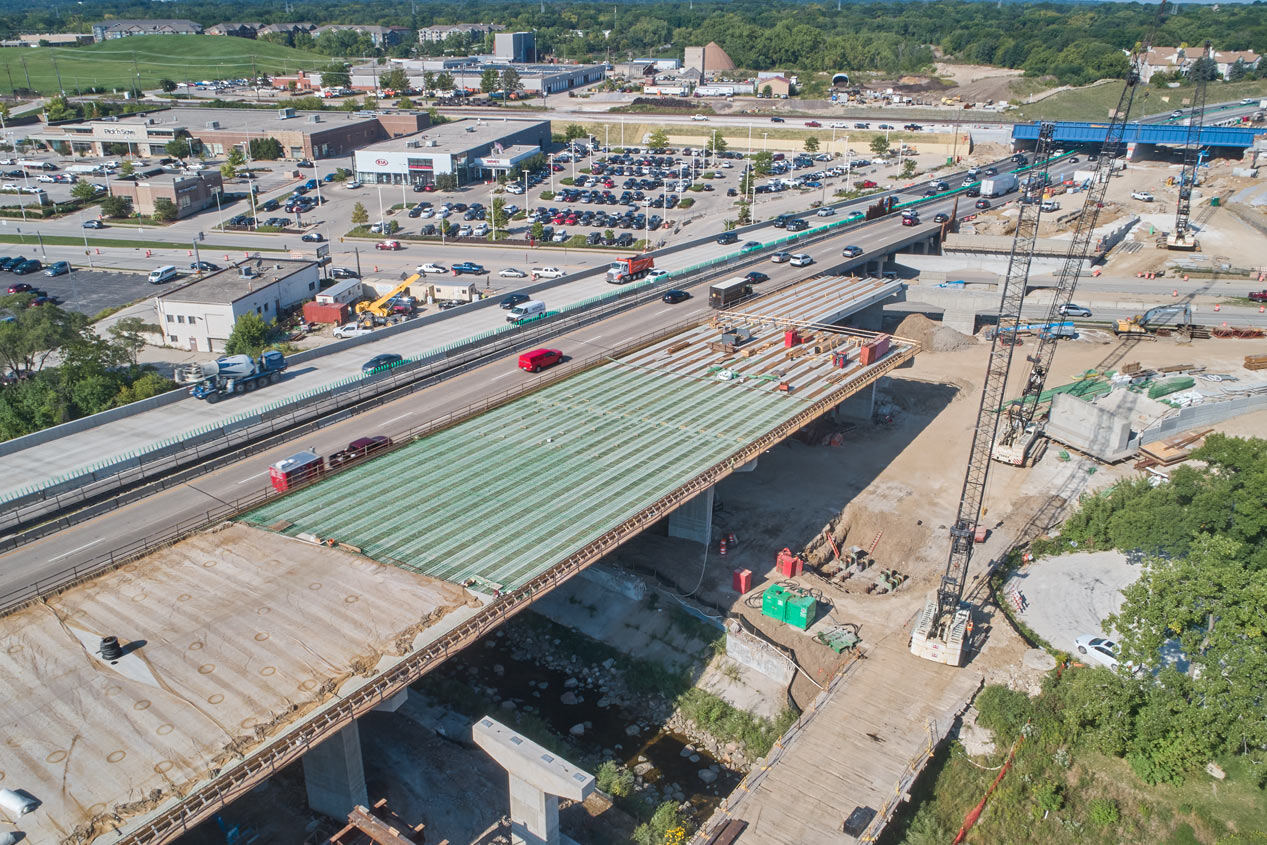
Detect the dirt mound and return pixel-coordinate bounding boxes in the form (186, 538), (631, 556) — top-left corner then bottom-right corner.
(896, 313), (976, 352)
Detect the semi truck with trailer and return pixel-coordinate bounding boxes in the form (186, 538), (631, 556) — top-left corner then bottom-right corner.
(183, 351), (287, 401)
(980, 173), (1018, 197)
(606, 255), (655, 284)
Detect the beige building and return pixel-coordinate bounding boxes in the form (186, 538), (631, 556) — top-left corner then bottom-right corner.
(684, 42), (736, 76)
(108, 171), (224, 220)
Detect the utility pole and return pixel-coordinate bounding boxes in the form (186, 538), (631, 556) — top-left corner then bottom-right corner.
(18, 56), (31, 91)
(50, 55), (64, 94)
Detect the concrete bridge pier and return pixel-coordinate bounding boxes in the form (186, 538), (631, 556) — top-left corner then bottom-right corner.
(474, 716), (595, 845)
(303, 722), (370, 820)
(834, 379), (878, 424)
(668, 485), (714, 545)
(843, 302), (885, 331)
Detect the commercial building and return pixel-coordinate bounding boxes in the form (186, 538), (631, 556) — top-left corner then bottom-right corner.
(758, 76), (792, 98)
(91, 19), (202, 41)
(684, 42), (736, 76)
(349, 59), (604, 96)
(494, 31), (535, 63)
(108, 170), (223, 220)
(33, 107), (429, 161)
(418, 23), (503, 43)
(353, 118), (549, 188)
(6, 33), (93, 47)
(155, 259), (321, 353)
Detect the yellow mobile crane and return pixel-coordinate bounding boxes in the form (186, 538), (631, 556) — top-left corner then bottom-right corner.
(355, 273), (422, 319)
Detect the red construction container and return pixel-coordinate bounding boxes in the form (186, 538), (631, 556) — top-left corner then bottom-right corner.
(776, 547), (804, 578)
(302, 301), (351, 325)
(859, 334), (892, 365)
(784, 329), (801, 347)
(733, 568), (753, 593)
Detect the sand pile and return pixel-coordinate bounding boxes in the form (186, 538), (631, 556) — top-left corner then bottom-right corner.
(896, 313), (976, 352)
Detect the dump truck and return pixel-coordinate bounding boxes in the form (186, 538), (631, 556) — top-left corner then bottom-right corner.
(980, 173), (1018, 197)
(606, 254), (655, 284)
(184, 350), (287, 401)
(1115, 303), (1195, 337)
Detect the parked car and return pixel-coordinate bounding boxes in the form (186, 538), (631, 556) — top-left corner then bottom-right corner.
(1074, 635), (1121, 671)
(331, 268), (359, 279)
(333, 323), (372, 338)
(498, 267), (527, 278)
(452, 262), (485, 275)
(190, 261), (219, 272)
(300, 232), (325, 242)
(531, 266), (565, 279)
(346, 180), (363, 189)
(12, 260), (41, 275)
(662, 289), (690, 304)
(417, 263), (446, 274)
(297, 159), (314, 168)
(361, 353), (403, 373)
(6, 282), (33, 294)
(841, 245), (864, 258)
(375, 240), (402, 250)
(1058, 303), (1093, 318)
(43, 261), (70, 277)
(1131, 190), (1154, 202)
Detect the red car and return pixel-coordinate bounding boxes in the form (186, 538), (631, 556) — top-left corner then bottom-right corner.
(804, 120), (822, 128)
(1248, 290), (1267, 302)
(901, 216), (919, 226)
(858, 180), (878, 189)
(375, 240), (402, 250)
(518, 348), (563, 372)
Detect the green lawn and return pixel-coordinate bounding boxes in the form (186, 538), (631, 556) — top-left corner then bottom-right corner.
(0, 35), (326, 95)
(1017, 78), (1267, 123)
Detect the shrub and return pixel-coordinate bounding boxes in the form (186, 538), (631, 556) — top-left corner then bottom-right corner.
(595, 761), (634, 798)
(975, 685), (1031, 744)
(632, 802), (688, 845)
(1086, 798), (1119, 826)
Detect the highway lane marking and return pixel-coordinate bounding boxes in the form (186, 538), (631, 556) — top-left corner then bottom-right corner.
(48, 537), (104, 562)
(237, 472), (268, 485)
(382, 412), (413, 424)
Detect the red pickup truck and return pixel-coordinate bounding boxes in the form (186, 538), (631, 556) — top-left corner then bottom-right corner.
(1249, 290), (1267, 302)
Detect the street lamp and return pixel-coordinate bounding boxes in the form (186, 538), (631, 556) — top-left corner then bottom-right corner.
(762, 131), (769, 152)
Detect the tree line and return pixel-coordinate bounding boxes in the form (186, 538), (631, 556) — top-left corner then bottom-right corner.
(1, 1), (1264, 87)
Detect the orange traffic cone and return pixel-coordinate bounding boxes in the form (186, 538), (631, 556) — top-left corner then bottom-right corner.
(719, 536), (728, 556)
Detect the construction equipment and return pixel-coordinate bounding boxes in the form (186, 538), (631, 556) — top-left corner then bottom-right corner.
(1167, 41), (1212, 251)
(355, 273), (422, 318)
(606, 254), (655, 284)
(815, 624), (861, 653)
(1114, 303), (1195, 336)
(183, 351), (288, 402)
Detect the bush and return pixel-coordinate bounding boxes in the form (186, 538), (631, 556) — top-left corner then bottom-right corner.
(974, 685), (1031, 744)
(539, 190), (555, 200)
(677, 198), (694, 209)
(1086, 797), (1119, 826)
(631, 802), (688, 845)
(1032, 780), (1063, 813)
(595, 761), (634, 798)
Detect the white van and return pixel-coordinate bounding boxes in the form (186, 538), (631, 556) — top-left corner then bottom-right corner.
(147, 265), (178, 285)
(506, 300), (546, 323)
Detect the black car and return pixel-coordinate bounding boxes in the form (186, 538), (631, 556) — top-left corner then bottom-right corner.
(297, 159), (314, 168)
(743, 241), (762, 251)
(933, 213), (949, 223)
(975, 198), (991, 209)
(662, 289), (690, 304)
(6, 282), (32, 294)
(0, 257), (20, 271)
(500, 293), (530, 309)
(12, 260), (41, 275)
(745, 271), (770, 284)
(785, 219), (808, 232)
(300, 232), (325, 242)
(190, 261), (219, 272)
(716, 231), (739, 245)
(330, 268), (359, 279)
(965, 188), (981, 198)
(362, 353), (403, 373)
(771, 116), (785, 123)
(408, 205), (423, 218)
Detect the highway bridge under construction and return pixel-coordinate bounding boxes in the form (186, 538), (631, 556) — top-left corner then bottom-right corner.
(0, 275), (913, 845)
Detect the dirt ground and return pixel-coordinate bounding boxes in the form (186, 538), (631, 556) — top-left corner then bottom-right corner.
(933, 61), (1028, 103)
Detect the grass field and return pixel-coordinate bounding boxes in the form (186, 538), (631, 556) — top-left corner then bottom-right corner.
(0, 35), (327, 95)
(1017, 78), (1267, 122)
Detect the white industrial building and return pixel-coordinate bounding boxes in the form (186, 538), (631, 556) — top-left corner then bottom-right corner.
(155, 259), (320, 353)
(353, 118), (550, 188)
(350, 59), (604, 96)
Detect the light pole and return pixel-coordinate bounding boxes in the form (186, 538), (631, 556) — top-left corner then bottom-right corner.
(81, 211), (94, 268)
(248, 173), (258, 229)
(212, 187), (223, 229)
(747, 122), (752, 155)
(376, 184), (386, 232)
(762, 131), (769, 152)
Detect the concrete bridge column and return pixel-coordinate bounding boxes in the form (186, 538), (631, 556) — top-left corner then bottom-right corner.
(845, 302), (884, 332)
(474, 716), (595, 845)
(834, 380), (877, 424)
(942, 310), (978, 335)
(303, 721), (369, 820)
(668, 485), (714, 545)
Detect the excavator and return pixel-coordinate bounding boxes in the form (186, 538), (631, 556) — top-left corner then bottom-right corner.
(354, 273), (422, 321)
(1114, 303), (1195, 337)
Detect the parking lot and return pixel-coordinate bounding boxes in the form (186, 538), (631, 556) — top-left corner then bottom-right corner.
(7, 267), (151, 316)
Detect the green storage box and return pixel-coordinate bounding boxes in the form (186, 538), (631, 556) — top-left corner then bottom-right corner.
(762, 585), (789, 622)
(784, 594), (817, 630)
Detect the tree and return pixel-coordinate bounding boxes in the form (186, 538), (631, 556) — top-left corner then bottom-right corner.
(379, 67), (409, 92)
(119, 160), (135, 177)
(900, 159), (917, 178)
(0, 295), (89, 374)
(321, 63), (351, 89)
(804, 136), (820, 153)
(434, 173), (457, 191)
(761, 84), (773, 98)
(480, 68), (500, 94)
(530, 220), (544, 242)
(499, 67), (521, 96)
(222, 147), (246, 180)
(1188, 55), (1219, 83)
(870, 136), (890, 156)
(100, 195), (132, 218)
(435, 72), (455, 92)
(422, 71), (436, 95)
(166, 137), (196, 159)
(648, 128), (669, 149)
(152, 198), (177, 223)
(706, 133), (728, 154)
(351, 202), (369, 225)
(248, 138), (284, 160)
(752, 150), (774, 176)
(564, 123), (587, 141)
(396, 96), (415, 109)
(158, 78), (177, 93)
(107, 317), (157, 365)
(491, 196), (509, 233)
(71, 180), (97, 201)
(224, 312), (274, 357)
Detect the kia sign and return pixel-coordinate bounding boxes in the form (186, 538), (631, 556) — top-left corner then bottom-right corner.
(375, 158), (389, 166)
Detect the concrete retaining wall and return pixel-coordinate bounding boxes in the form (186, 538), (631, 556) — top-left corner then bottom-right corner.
(578, 564), (647, 602)
(1045, 392), (1133, 462)
(1140, 392), (1267, 445)
(725, 625), (796, 685)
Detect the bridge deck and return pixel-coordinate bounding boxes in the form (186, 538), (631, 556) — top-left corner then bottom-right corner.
(699, 638), (982, 844)
(243, 282), (913, 591)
